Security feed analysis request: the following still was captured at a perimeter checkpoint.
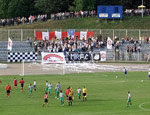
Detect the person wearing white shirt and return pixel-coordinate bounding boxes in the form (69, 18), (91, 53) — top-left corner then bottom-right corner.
(127, 91), (132, 107)
(33, 80), (36, 91)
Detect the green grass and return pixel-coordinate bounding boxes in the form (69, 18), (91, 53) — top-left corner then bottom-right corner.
(2, 16), (150, 29)
(0, 72), (150, 115)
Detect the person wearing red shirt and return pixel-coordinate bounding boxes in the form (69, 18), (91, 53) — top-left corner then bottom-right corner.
(19, 78), (25, 92)
(6, 83), (11, 97)
(65, 86), (70, 97)
(14, 77), (17, 89)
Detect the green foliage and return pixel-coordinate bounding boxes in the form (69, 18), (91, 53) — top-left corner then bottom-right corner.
(0, 0), (149, 18)
(35, 0), (70, 14)
(0, 0), (12, 18)
(7, 0), (36, 18)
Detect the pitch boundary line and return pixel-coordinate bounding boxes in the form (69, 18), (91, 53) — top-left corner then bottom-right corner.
(139, 102), (150, 111)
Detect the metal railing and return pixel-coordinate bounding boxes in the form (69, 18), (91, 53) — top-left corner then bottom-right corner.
(0, 29), (150, 41)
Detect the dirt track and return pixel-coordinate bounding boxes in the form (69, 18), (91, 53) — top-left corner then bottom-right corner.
(0, 63), (150, 76)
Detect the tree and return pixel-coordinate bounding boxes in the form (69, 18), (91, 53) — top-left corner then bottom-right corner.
(0, 0), (12, 18)
(7, 0), (37, 18)
(83, 0), (96, 11)
(35, 0), (70, 14)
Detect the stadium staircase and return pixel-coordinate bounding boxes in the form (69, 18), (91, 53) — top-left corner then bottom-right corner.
(0, 41), (35, 61)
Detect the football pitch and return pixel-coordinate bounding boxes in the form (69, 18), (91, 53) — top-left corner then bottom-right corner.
(0, 71), (150, 115)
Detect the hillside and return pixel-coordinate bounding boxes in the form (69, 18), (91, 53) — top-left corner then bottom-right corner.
(1, 16), (150, 29)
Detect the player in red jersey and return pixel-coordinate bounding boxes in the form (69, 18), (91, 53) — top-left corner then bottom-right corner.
(6, 83), (11, 97)
(14, 77), (17, 89)
(19, 78), (25, 92)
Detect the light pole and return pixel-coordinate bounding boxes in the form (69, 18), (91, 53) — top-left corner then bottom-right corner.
(142, 0), (144, 17)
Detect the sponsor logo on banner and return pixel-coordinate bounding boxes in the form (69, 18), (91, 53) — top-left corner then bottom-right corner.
(112, 13), (120, 17)
(100, 51), (106, 61)
(66, 52), (91, 61)
(93, 54), (100, 61)
(42, 52), (65, 63)
(99, 13), (108, 17)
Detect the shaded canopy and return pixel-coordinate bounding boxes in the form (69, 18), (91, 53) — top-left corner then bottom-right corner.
(138, 5), (146, 8)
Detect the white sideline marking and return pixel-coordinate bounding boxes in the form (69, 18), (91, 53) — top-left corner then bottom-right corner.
(139, 102), (150, 111)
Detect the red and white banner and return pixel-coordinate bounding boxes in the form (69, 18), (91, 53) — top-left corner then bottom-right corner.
(100, 51), (106, 61)
(74, 31), (93, 40)
(41, 52), (65, 64)
(8, 37), (13, 51)
(107, 37), (113, 49)
(36, 31), (93, 40)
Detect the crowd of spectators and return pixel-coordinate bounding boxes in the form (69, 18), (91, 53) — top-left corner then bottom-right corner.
(29, 35), (150, 55)
(51, 10), (97, 20)
(32, 35), (108, 55)
(0, 14), (47, 27)
(0, 10), (96, 27)
(124, 9), (150, 16)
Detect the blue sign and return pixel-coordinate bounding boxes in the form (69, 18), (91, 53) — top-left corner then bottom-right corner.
(97, 5), (123, 19)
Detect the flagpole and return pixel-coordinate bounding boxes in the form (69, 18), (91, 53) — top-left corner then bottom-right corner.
(142, 0), (144, 18)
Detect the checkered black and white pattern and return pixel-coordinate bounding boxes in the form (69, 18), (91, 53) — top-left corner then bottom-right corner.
(8, 52), (38, 62)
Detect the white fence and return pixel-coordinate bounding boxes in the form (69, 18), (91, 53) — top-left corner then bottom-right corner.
(1, 29), (150, 41)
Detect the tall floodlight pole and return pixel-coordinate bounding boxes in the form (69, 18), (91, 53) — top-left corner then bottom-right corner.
(142, 0), (144, 17)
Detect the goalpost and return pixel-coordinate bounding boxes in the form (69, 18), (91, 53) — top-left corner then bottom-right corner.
(20, 59), (66, 76)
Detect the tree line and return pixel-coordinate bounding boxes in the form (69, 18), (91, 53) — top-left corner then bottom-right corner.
(0, 0), (149, 18)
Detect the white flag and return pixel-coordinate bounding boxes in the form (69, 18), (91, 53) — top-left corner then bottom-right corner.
(100, 51), (106, 61)
(42, 32), (49, 40)
(55, 31), (62, 39)
(107, 37), (113, 49)
(8, 37), (13, 51)
(80, 31), (87, 40)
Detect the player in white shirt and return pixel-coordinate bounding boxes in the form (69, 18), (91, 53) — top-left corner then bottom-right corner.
(48, 82), (52, 95)
(33, 80), (36, 91)
(127, 91), (132, 107)
(59, 90), (64, 106)
(45, 80), (48, 92)
(77, 87), (81, 100)
(148, 72), (150, 80)
(123, 67), (127, 78)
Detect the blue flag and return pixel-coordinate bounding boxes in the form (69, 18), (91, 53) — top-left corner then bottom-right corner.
(68, 29), (75, 37)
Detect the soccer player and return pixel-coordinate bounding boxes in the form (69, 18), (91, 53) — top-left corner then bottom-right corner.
(19, 78), (25, 92)
(123, 67), (127, 78)
(55, 86), (60, 99)
(33, 80), (36, 91)
(48, 82), (52, 95)
(77, 87), (81, 100)
(127, 91), (132, 107)
(148, 72), (150, 80)
(68, 90), (73, 106)
(6, 83), (11, 97)
(28, 84), (33, 96)
(70, 87), (74, 101)
(45, 80), (48, 93)
(65, 86), (70, 97)
(59, 90), (64, 106)
(56, 82), (61, 90)
(82, 86), (87, 101)
(14, 77), (17, 89)
(42, 93), (48, 107)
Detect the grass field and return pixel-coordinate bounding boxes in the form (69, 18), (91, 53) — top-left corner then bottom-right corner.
(2, 16), (150, 29)
(0, 72), (150, 115)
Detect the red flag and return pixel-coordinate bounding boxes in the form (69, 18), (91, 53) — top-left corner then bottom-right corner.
(74, 32), (80, 40)
(87, 31), (93, 40)
(62, 32), (68, 40)
(49, 32), (55, 40)
(36, 31), (42, 40)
